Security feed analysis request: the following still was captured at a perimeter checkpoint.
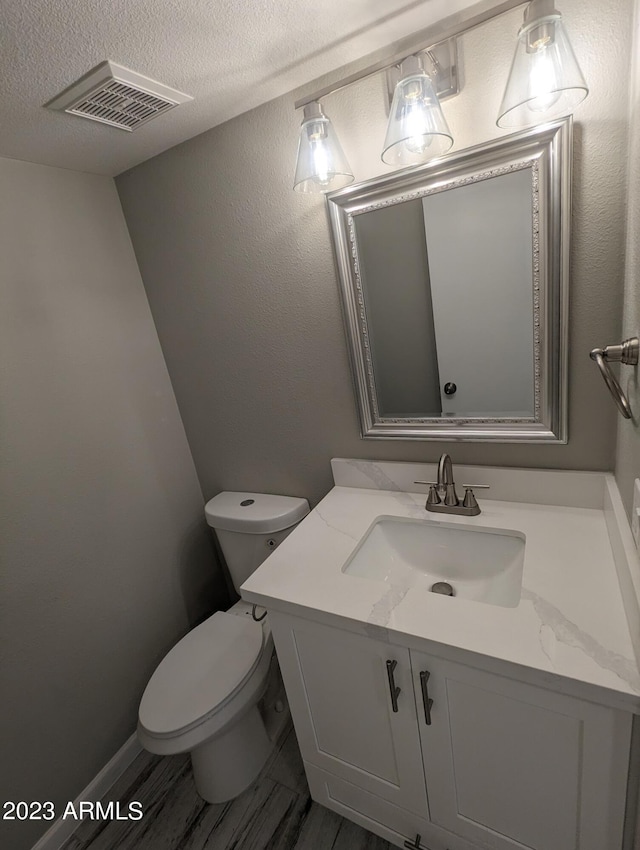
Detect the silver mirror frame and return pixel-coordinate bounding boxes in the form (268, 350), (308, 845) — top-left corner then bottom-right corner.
(327, 118), (571, 442)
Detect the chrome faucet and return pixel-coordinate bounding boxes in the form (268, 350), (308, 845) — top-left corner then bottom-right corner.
(415, 453), (489, 516)
(437, 453), (458, 507)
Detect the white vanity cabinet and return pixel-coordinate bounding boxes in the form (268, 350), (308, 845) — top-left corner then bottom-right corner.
(268, 613), (429, 815)
(270, 612), (633, 850)
(411, 650), (631, 850)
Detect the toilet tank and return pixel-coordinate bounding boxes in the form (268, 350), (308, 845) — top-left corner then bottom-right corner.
(204, 492), (310, 593)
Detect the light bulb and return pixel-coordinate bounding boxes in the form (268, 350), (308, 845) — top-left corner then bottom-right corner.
(400, 80), (424, 149)
(307, 123), (330, 186)
(293, 102), (354, 194)
(382, 53), (453, 165)
(527, 43), (562, 112)
(496, 2), (588, 129)
(403, 105), (433, 154)
(397, 76), (436, 156)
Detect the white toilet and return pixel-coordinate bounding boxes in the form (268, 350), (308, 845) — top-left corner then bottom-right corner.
(137, 491), (309, 803)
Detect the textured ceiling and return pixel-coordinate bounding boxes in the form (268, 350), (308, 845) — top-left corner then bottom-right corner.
(0, 0), (483, 176)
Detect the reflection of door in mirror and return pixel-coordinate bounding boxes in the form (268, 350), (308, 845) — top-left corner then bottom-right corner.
(424, 168), (534, 417)
(355, 167), (535, 420)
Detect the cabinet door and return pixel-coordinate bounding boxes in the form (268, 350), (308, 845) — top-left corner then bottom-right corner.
(269, 613), (428, 816)
(411, 651), (631, 850)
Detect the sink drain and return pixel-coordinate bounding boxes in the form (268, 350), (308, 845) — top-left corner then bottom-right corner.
(431, 581), (455, 596)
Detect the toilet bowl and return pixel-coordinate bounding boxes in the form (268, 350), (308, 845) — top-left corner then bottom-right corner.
(138, 601), (281, 801)
(137, 492), (309, 803)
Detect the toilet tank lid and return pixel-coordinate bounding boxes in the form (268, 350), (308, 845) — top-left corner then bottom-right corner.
(204, 491), (310, 534)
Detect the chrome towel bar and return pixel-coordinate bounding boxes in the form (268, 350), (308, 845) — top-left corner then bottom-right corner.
(590, 336), (638, 419)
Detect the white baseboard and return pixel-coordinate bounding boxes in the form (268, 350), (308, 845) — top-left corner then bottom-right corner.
(30, 733), (142, 850)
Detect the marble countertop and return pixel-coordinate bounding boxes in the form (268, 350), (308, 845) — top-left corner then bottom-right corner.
(241, 461), (640, 713)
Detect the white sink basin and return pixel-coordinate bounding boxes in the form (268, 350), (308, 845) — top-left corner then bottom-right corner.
(343, 516), (525, 608)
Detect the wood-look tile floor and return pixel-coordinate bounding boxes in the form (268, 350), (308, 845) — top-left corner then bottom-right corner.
(61, 726), (394, 850)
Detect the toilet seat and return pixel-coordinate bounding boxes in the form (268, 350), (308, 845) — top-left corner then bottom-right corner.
(139, 611), (266, 739)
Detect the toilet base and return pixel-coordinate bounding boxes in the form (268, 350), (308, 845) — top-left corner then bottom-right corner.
(191, 704), (273, 803)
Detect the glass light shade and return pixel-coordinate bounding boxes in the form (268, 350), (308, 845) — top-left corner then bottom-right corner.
(497, 4), (588, 129)
(382, 60), (453, 167)
(293, 102), (354, 193)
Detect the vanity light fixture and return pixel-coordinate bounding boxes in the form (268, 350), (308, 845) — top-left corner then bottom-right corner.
(293, 101), (354, 193)
(497, 0), (588, 128)
(292, 38), (458, 194)
(381, 54), (453, 167)
(292, 0), (588, 192)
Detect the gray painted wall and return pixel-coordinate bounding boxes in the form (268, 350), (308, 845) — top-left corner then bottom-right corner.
(615, 0), (640, 518)
(116, 0), (632, 509)
(355, 199), (441, 417)
(0, 158), (227, 850)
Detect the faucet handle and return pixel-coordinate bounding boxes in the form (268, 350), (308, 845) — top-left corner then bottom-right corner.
(413, 481), (442, 508)
(426, 485), (441, 508)
(461, 484), (489, 512)
(462, 488), (479, 511)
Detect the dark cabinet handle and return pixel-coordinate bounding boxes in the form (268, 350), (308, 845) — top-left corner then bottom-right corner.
(404, 834), (425, 849)
(420, 670), (433, 725)
(386, 659), (401, 712)
(444, 382), (457, 395)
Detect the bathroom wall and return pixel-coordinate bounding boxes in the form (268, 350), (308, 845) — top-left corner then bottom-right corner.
(0, 157), (227, 850)
(615, 0), (640, 518)
(355, 200), (441, 417)
(117, 0), (633, 507)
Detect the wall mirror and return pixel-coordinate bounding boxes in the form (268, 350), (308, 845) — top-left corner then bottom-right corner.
(327, 118), (571, 442)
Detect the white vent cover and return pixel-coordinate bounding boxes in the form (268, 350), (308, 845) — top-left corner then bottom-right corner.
(45, 61), (193, 131)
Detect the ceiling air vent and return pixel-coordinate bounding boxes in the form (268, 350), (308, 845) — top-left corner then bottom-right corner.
(45, 61), (193, 132)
